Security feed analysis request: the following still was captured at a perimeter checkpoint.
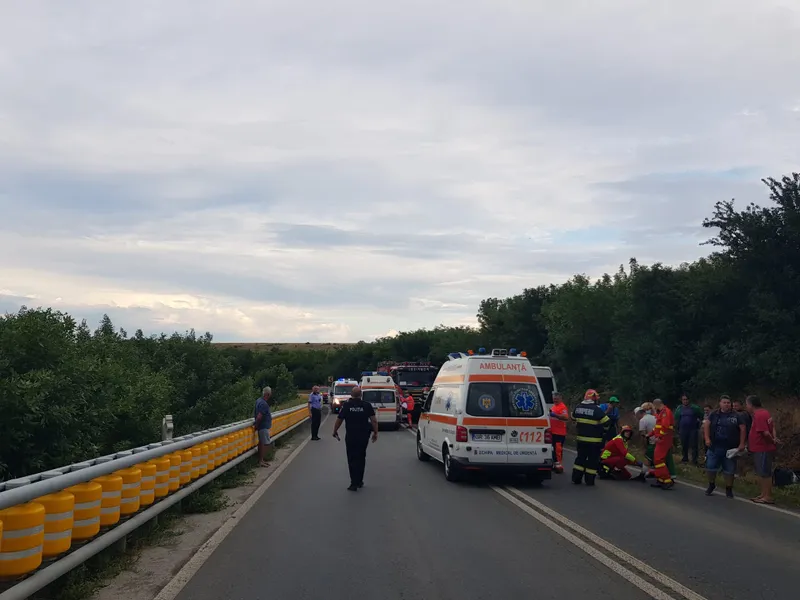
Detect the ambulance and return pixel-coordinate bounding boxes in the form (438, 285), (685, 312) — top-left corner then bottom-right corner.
(416, 348), (553, 482)
(330, 378), (359, 414)
(359, 372), (403, 430)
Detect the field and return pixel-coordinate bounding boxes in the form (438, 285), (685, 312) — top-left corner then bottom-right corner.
(213, 342), (355, 351)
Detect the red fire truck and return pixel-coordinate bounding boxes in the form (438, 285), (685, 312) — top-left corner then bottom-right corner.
(376, 361), (439, 424)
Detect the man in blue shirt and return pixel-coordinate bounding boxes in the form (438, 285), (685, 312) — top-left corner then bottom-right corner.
(254, 386), (273, 467)
(308, 385), (323, 441)
(599, 396), (620, 442)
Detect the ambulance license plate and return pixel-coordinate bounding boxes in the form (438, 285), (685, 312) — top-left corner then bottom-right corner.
(472, 433), (502, 442)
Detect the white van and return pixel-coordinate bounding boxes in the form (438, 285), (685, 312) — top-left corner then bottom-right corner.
(360, 373), (402, 430)
(330, 378), (359, 414)
(416, 349), (553, 482)
(531, 365), (558, 407)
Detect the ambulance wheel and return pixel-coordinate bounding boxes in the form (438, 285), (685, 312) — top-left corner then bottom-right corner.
(443, 447), (460, 482)
(416, 434), (429, 461)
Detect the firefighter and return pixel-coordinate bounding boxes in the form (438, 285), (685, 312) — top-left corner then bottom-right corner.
(650, 398), (675, 490)
(599, 425), (646, 481)
(571, 389), (610, 486)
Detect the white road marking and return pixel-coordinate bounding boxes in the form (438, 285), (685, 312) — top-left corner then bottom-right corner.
(152, 412), (329, 600)
(492, 486), (680, 600)
(502, 486), (708, 600)
(562, 447), (800, 519)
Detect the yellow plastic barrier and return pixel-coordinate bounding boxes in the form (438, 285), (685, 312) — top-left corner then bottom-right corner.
(218, 435), (229, 464)
(190, 446), (201, 481)
(231, 432), (240, 458)
(198, 443), (209, 476)
(214, 438), (224, 468)
(206, 440), (217, 472)
(179, 450), (192, 486)
(0, 502), (45, 578)
(93, 474), (122, 528)
(66, 482), (101, 542)
(35, 491), (74, 559)
(139, 462), (157, 507)
(153, 457), (170, 499)
(116, 467), (142, 517)
(168, 454), (181, 492)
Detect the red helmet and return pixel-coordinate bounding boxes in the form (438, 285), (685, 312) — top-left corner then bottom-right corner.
(584, 389), (599, 401)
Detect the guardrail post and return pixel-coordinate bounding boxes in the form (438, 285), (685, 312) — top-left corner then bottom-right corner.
(162, 415), (174, 441)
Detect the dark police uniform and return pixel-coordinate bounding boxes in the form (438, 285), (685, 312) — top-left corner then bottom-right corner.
(571, 400), (610, 485)
(337, 398), (376, 488)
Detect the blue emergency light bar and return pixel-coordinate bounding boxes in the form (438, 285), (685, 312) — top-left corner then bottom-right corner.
(478, 347), (486, 354)
(509, 348), (517, 356)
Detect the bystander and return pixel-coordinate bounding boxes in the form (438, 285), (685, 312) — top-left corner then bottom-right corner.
(746, 395), (780, 505)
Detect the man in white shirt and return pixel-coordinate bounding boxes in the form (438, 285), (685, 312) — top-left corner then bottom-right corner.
(636, 403), (657, 478)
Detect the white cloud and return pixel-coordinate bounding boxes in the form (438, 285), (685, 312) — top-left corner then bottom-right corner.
(1, 1), (799, 340)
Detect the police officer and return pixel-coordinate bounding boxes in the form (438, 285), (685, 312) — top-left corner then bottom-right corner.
(571, 389), (611, 486)
(332, 386), (379, 491)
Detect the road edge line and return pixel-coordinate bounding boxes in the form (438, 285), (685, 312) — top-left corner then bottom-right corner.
(490, 486), (677, 600)
(152, 413), (327, 600)
(504, 486), (707, 600)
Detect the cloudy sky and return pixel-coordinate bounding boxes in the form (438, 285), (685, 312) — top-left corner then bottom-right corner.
(1, 1), (799, 342)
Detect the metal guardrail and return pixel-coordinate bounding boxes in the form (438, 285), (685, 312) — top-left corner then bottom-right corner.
(0, 403), (310, 599)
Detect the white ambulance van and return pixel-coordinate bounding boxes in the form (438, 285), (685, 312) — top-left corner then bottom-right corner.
(360, 372), (402, 430)
(416, 348), (553, 482)
(330, 378), (358, 414)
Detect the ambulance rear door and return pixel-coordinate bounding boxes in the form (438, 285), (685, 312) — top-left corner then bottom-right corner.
(504, 380), (551, 466)
(463, 382), (508, 464)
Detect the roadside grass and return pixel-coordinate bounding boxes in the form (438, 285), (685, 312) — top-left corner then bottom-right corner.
(32, 426), (302, 600)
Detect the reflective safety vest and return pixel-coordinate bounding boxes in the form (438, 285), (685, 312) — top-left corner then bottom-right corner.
(571, 401), (610, 444)
(601, 434), (636, 463)
(653, 406), (675, 438)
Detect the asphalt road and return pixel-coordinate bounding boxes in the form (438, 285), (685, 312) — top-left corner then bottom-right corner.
(172, 415), (800, 600)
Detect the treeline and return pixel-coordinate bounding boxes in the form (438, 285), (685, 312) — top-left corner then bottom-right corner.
(3, 172), (798, 478)
(0, 311), (297, 480)
(227, 173), (800, 404)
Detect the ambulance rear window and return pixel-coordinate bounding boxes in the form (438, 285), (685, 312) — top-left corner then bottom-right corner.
(466, 383), (545, 418)
(333, 385), (354, 395)
(507, 384), (545, 418)
(466, 383), (503, 417)
(362, 390), (395, 405)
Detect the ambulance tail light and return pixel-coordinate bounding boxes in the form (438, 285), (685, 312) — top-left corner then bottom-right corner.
(456, 426), (468, 443)
(544, 428), (552, 444)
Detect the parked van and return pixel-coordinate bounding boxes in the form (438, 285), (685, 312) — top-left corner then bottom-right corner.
(330, 378), (358, 414)
(416, 349), (553, 482)
(360, 373), (402, 430)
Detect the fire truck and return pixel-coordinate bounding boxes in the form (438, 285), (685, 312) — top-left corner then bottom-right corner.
(377, 361), (439, 424)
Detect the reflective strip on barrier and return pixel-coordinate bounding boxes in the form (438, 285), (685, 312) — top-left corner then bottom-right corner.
(44, 530), (72, 542)
(102, 491), (122, 499)
(121, 496), (139, 505)
(0, 545), (43, 561)
(74, 500), (101, 511)
(2, 525), (44, 539)
(122, 482), (140, 490)
(73, 517), (100, 528)
(100, 507), (120, 515)
(44, 511), (73, 522)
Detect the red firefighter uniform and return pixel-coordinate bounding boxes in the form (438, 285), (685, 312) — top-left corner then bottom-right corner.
(600, 426), (643, 480)
(651, 403), (675, 489)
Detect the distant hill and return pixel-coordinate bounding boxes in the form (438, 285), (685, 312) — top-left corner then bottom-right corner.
(213, 342), (356, 352)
